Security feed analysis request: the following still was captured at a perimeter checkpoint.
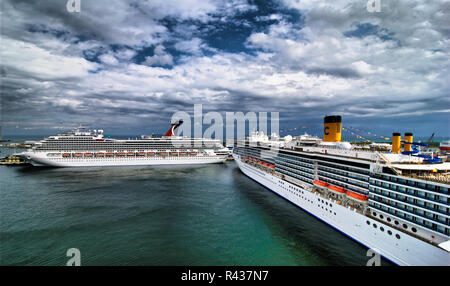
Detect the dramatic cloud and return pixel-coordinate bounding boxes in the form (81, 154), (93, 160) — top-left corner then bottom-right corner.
(0, 0), (449, 137)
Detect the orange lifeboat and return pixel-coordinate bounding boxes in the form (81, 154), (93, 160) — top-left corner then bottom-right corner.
(158, 152), (168, 156)
(327, 185), (346, 194)
(313, 180), (329, 188)
(137, 152), (146, 156)
(189, 152), (198, 155)
(147, 152), (155, 156)
(74, 153), (83, 157)
(84, 153), (93, 157)
(117, 152), (125, 156)
(95, 153), (105, 157)
(346, 191), (368, 201)
(62, 153), (71, 158)
(126, 152), (135, 157)
(170, 152), (178, 156)
(106, 152), (114, 157)
(179, 152), (187, 156)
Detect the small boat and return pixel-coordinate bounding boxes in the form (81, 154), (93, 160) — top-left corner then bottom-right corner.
(73, 153), (83, 157)
(126, 152), (135, 157)
(95, 153), (105, 157)
(327, 184), (346, 194)
(346, 191), (368, 201)
(179, 152), (187, 155)
(158, 152), (168, 156)
(62, 153), (71, 157)
(106, 153), (114, 157)
(147, 152), (155, 156)
(137, 152), (146, 156)
(84, 153), (93, 157)
(313, 180), (329, 188)
(117, 152), (125, 156)
(170, 152), (178, 156)
(189, 152), (198, 155)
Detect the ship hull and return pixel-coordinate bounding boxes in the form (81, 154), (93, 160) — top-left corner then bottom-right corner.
(233, 154), (450, 266)
(22, 153), (227, 167)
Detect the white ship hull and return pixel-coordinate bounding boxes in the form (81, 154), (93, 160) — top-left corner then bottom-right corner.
(23, 152), (227, 167)
(233, 154), (450, 266)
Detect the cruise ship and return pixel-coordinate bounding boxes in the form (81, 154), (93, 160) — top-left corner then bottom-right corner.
(233, 116), (450, 266)
(20, 120), (229, 167)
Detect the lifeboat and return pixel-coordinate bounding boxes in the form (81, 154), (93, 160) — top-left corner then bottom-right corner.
(158, 152), (167, 156)
(189, 152), (198, 155)
(346, 191), (369, 201)
(84, 153), (93, 157)
(62, 153), (71, 157)
(74, 153), (83, 157)
(137, 152), (146, 156)
(95, 153), (105, 157)
(179, 152), (187, 156)
(170, 152), (178, 156)
(106, 152), (114, 157)
(127, 152), (135, 157)
(147, 152), (155, 156)
(313, 180), (329, 188)
(327, 185), (346, 194)
(117, 152), (125, 156)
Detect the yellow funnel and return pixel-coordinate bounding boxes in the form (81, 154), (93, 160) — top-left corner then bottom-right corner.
(324, 115), (342, 142)
(392, 133), (401, 154)
(404, 132), (413, 152)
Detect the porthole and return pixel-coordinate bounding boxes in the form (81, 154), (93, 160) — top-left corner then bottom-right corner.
(387, 218), (391, 222)
(372, 212), (377, 216)
(366, 221), (370, 225)
(380, 227), (384, 232)
(394, 220), (399, 225)
(387, 230), (392, 235)
(373, 224), (377, 228)
(379, 215), (384, 219)
(396, 234), (401, 239)
(412, 227), (417, 233)
(402, 224), (408, 229)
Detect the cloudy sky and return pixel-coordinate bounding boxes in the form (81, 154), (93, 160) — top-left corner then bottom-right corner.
(1, 0), (449, 138)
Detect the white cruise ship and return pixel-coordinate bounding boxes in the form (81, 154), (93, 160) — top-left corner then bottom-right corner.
(233, 115), (450, 266)
(20, 120), (228, 167)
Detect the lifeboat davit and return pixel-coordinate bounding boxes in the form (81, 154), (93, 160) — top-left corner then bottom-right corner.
(313, 180), (329, 188)
(327, 185), (346, 194)
(346, 191), (368, 201)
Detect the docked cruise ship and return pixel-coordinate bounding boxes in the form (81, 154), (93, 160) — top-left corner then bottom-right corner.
(20, 120), (228, 167)
(233, 116), (450, 266)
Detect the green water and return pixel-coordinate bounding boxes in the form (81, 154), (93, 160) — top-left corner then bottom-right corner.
(0, 151), (391, 265)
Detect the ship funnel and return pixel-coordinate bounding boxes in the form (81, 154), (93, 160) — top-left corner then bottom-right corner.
(392, 132), (401, 154)
(404, 132), (413, 152)
(164, 120), (184, 137)
(323, 115), (342, 142)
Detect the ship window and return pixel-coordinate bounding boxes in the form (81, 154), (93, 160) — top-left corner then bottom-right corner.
(379, 215), (384, 220)
(373, 224), (377, 228)
(366, 221), (370, 225)
(387, 218), (391, 222)
(396, 234), (401, 239)
(394, 220), (399, 225)
(402, 224), (408, 229)
(372, 212), (377, 216)
(387, 230), (392, 235)
(412, 227), (417, 233)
